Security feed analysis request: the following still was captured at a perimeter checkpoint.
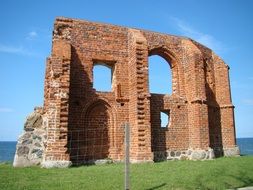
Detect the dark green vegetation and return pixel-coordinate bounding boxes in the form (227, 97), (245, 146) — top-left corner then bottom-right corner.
(0, 156), (253, 190)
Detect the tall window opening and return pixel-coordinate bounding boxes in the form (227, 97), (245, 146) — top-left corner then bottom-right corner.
(93, 63), (113, 92)
(160, 111), (170, 128)
(148, 55), (172, 94)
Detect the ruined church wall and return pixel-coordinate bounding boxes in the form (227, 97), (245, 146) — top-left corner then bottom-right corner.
(39, 17), (238, 166)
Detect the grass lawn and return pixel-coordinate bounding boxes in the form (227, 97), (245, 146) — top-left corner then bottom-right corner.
(0, 156), (253, 190)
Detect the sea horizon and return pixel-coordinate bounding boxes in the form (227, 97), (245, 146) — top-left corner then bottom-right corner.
(0, 138), (253, 163)
(1, 136), (253, 142)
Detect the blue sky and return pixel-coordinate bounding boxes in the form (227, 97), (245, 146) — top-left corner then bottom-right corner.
(0, 0), (252, 140)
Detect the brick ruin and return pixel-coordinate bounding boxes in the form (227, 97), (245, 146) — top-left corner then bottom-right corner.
(20, 17), (241, 167)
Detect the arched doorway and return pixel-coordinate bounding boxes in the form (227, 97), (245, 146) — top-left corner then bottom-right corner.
(148, 48), (178, 160)
(149, 54), (173, 154)
(83, 100), (111, 162)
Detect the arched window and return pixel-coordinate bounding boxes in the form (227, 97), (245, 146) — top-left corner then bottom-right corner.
(93, 64), (113, 92)
(148, 55), (172, 94)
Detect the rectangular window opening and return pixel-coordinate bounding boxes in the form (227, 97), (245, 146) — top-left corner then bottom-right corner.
(92, 60), (116, 92)
(160, 110), (170, 128)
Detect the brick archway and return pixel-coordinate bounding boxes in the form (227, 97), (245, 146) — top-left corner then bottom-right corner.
(68, 99), (114, 164)
(83, 100), (112, 161)
(148, 46), (185, 96)
(148, 46), (188, 157)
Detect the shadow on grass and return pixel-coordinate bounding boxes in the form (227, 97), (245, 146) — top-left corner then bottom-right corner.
(228, 172), (253, 188)
(145, 183), (166, 190)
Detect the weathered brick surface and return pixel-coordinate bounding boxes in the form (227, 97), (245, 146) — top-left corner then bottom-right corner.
(42, 17), (238, 165)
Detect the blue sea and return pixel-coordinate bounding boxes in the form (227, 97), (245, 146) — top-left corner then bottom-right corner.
(237, 138), (253, 155)
(0, 141), (17, 163)
(0, 138), (252, 163)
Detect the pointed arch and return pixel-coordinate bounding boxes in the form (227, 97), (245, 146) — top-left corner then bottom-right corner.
(70, 99), (117, 163)
(148, 46), (184, 96)
(148, 55), (172, 94)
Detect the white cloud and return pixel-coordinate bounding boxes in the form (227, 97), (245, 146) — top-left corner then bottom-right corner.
(0, 44), (24, 54)
(170, 17), (226, 53)
(0, 44), (35, 56)
(0, 108), (13, 113)
(243, 99), (253, 106)
(26, 31), (38, 40)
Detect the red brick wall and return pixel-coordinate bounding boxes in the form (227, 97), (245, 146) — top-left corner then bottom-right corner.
(43, 17), (237, 164)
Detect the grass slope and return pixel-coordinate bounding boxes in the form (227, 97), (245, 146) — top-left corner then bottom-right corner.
(0, 156), (253, 190)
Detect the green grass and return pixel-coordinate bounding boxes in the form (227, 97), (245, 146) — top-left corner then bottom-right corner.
(0, 156), (253, 190)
